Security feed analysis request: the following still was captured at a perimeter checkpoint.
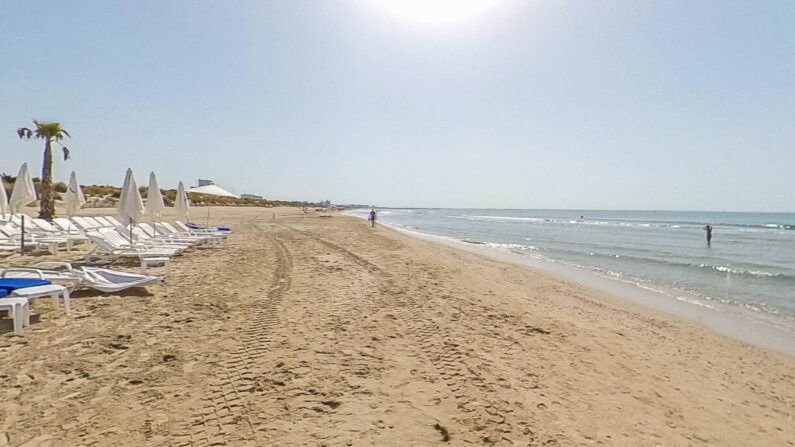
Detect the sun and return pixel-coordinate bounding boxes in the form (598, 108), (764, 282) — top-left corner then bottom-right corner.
(368, 0), (501, 25)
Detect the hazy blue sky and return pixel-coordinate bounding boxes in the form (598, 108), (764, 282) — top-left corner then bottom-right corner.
(1, 1), (793, 211)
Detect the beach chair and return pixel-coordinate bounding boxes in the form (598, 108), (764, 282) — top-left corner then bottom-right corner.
(0, 223), (66, 254)
(0, 237), (20, 251)
(52, 218), (85, 236)
(104, 216), (124, 227)
(139, 223), (209, 246)
(1, 266), (81, 290)
(0, 296), (30, 334)
(84, 231), (173, 274)
(0, 278), (71, 314)
(80, 267), (164, 292)
(1, 263), (163, 293)
(166, 222), (226, 240)
(183, 221), (231, 233)
(148, 223), (217, 245)
(70, 216), (100, 231)
(30, 218), (89, 247)
(109, 226), (192, 251)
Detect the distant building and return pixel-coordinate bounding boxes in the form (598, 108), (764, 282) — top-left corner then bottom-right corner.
(241, 193), (262, 199)
(197, 179), (214, 187)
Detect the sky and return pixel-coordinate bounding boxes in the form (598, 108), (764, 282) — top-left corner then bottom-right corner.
(1, 0), (793, 211)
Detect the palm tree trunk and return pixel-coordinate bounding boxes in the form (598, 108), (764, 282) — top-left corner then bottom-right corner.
(39, 138), (54, 219)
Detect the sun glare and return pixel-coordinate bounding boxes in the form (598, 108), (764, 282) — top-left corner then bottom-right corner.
(369, 0), (501, 25)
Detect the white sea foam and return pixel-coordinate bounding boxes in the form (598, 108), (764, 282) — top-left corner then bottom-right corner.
(697, 264), (783, 278)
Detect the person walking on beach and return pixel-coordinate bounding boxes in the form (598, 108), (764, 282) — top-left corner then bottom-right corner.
(703, 224), (713, 245)
(368, 209), (376, 228)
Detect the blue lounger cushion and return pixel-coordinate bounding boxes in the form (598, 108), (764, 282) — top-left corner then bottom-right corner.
(186, 222), (231, 232)
(0, 289), (8, 298)
(0, 278), (52, 293)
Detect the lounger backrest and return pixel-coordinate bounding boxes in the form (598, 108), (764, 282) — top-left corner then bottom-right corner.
(72, 216), (98, 230)
(129, 226), (156, 241)
(174, 221), (191, 232)
(53, 218), (82, 233)
(9, 214), (32, 226)
(154, 222), (176, 235)
(138, 223), (159, 237)
(0, 223), (20, 237)
(85, 231), (117, 250)
(105, 216), (123, 226)
(31, 218), (62, 233)
(162, 222), (184, 234)
(97, 228), (130, 248)
(86, 217), (109, 228)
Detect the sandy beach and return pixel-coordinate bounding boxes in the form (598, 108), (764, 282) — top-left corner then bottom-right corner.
(0, 206), (793, 446)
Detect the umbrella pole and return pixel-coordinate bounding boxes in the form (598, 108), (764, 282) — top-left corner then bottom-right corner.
(20, 215), (25, 255)
(129, 220), (133, 245)
(206, 206), (210, 227)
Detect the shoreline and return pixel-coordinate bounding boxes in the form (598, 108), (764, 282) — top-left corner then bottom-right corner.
(356, 213), (795, 358)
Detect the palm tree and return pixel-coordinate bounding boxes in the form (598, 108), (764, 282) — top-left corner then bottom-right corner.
(17, 120), (71, 219)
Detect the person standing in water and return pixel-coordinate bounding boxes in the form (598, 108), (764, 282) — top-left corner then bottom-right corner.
(703, 224), (713, 245)
(368, 209), (376, 228)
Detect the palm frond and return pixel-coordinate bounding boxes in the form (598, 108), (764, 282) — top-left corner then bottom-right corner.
(61, 129), (71, 138)
(62, 146), (71, 160)
(17, 127), (33, 139)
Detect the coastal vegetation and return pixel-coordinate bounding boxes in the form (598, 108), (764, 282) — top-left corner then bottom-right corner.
(1, 178), (314, 209)
(16, 120), (71, 219)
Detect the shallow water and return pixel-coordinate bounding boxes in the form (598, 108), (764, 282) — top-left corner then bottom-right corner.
(350, 208), (795, 334)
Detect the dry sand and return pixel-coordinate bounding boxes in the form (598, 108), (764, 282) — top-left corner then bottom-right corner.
(0, 206), (793, 446)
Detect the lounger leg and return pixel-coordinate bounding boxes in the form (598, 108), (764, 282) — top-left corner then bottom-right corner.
(63, 289), (71, 314)
(51, 293), (59, 308)
(165, 260), (171, 276)
(12, 303), (24, 334)
(141, 260), (148, 274)
(23, 303), (30, 327)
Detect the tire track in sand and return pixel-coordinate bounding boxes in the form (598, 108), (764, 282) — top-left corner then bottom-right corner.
(279, 222), (529, 445)
(183, 234), (292, 447)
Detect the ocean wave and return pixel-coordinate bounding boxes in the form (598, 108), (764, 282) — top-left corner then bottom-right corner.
(455, 215), (547, 223)
(696, 264), (789, 279)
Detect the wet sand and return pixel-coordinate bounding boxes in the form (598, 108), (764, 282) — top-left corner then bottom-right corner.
(0, 207), (793, 446)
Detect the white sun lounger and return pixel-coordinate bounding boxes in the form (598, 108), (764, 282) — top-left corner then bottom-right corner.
(0, 223), (66, 254)
(117, 226), (194, 250)
(1, 266), (81, 290)
(1, 263), (163, 293)
(85, 231), (174, 274)
(0, 297), (30, 334)
(80, 267), (163, 293)
(9, 284), (71, 314)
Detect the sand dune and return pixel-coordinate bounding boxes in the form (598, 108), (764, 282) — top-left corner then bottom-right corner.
(0, 207), (792, 446)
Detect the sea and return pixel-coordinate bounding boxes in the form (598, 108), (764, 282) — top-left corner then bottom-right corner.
(348, 208), (795, 355)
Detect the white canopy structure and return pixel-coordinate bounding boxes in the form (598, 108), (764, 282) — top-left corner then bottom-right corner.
(145, 171), (166, 220)
(64, 171), (86, 217)
(187, 184), (238, 198)
(174, 181), (190, 221)
(9, 163), (37, 214)
(117, 168), (143, 226)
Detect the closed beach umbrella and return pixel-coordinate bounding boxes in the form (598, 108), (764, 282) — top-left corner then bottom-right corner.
(145, 171), (166, 220)
(64, 171), (86, 217)
(0, 179), (8, 218)
(117, 168), (143, 226)
(9, 163), (37, 253)
(9, 163), (37, 213)
(174, 181), (190, 221)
